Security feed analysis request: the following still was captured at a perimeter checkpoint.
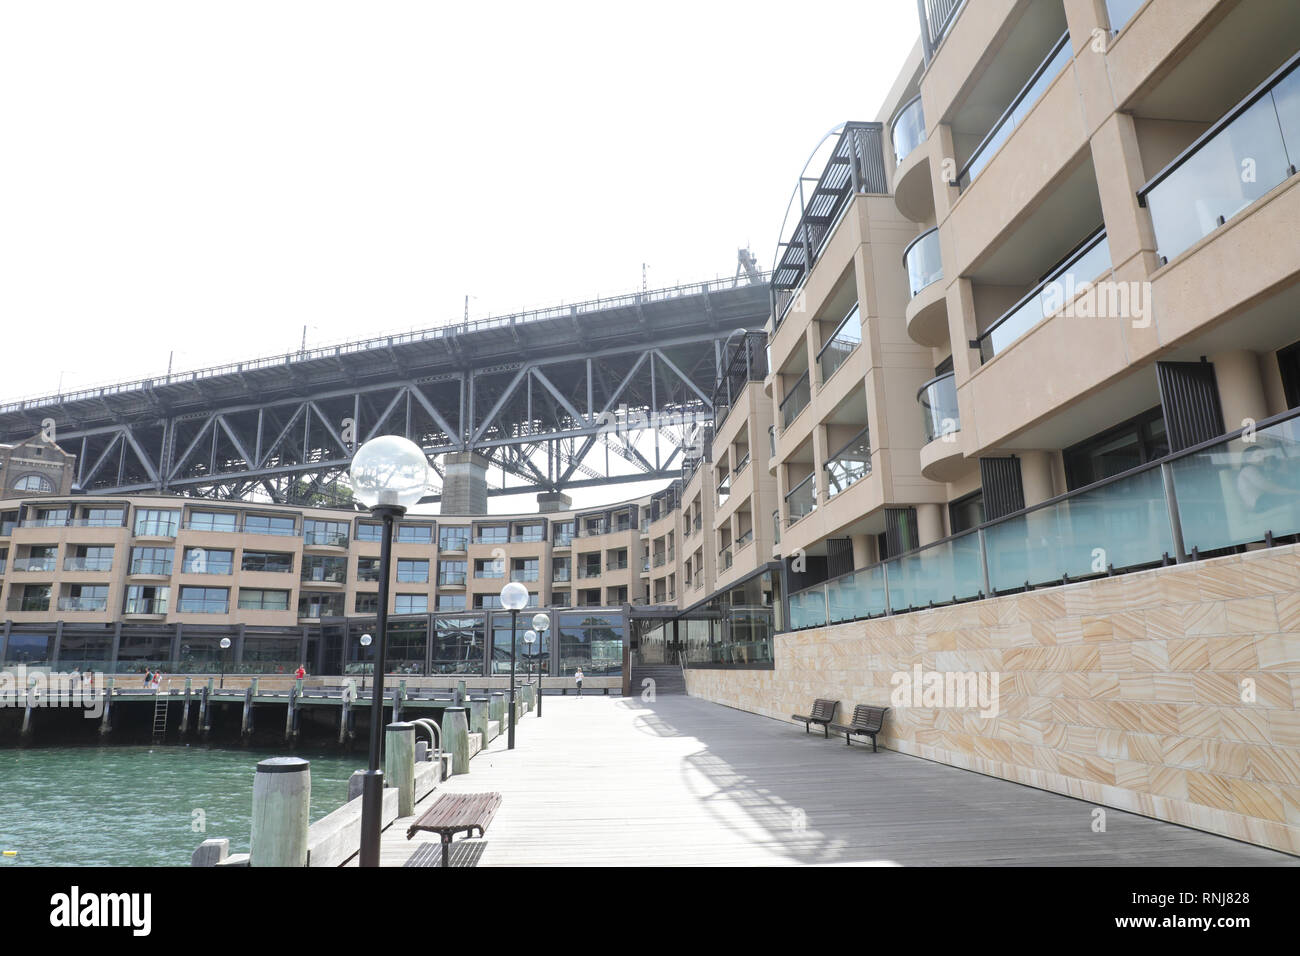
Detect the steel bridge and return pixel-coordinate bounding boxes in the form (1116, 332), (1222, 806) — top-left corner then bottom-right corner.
(0, 276), (771, 506)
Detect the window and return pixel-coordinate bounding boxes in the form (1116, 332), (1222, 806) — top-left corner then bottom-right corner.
(13, 474), (54, 493)
(66, 545), (114, 572)
(438, 526), (468, 550)
(356, 522), (383, 542)
(825, 426), (872, 498)
(299, 591), (344, 618)
(1064, 407), (1168, 491)
(28, 507), (68, 527)
(438, 560), (467, 586)
(552, 557), (571, 582)
(431, 615), (485, 675)
(302, 554), (346, 583)
(241, 551), (294, 573)
(178, 586), (229, 613)
(552, 521), (574, 547)
(13, 584), (52, 612)
(134, 508), (179, 537)
(818, 303), (862, 383)
(558, 612), (625, 677)
(355, 593), (379, 613)
(397, 559), (429, 583)
(511, 558), (539, 582)
(514, 523), (545, 542)
(130, 546), (174, 575)
(474, 557), (503, 579)
(397, 524), (432, 543)
(188, 510), (238, 532)
(356, 557), (381, 582)
(303, 519), (348, 546)
(475, 594), (503, 609)
(79, 507), (124, 527)
(395, 594), (428, 614)
(60, 584), (109, 612)
(475, 525), (508, 544)
(238, 588), (290, 611)
(125, 585), (168, 614)
(949, 491), (985, 535)
(243, 514), (297, 536)
(436, 594), (466, 610)
(184, 547), (233, 575)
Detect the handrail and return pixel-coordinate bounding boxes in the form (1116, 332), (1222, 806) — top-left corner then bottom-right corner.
(956, 30), (1071, 189)
(815, 302), (862, 361)
(899, 226), (940, 270)
(971, 226), (1107, 352)
(788, 404), (1300, 613)
(1137, 49), (1300, 207)
(915, 370), (956, 405)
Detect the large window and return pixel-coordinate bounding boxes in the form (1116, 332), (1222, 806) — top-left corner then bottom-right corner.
(436, 594), (466, 610)
(134, 508), (179, 537)
(13, 474), (54, 493)
(237, 588), (290, 611)
(356, 522), (383, 542)
(59, 584), (109, 612)
(130, 546), (174, 575)
(438, 560), (467, 586)
(303, 519), (348, 546)
(125, 585), (168, 614)
(824, 426), (872, 498)
(397, 559), (429, 583)
(79, 507), (124, 527)
(356, 557), (381, 582)
(475, 594), (503, 609)
(299, 591), (345, 618)
(1064, 407), (1169, 491)
(178, 586), (229, 614)
(557, 613), (624, 677)
(241, 551), (294, 573)
(65, 545), (114, 572)
(386, 619), (428, 673)
(302, 554), (346, 583)
(188, 510), (238, 533)
(474, 557), (503, 579)
(394, 593), (428, 614)
(243, 514), (297, 537)
(240, 637), (303, 672)
(439, 526), (468, 550)
(355, 592), (379, 614)
(511, 558), (539, 582)
(396, 524), (432, 543)
(949, 491), (986, 535)
(475, 525), (509, 544)
(431, 615), (485, 674)
(183, 547), (233, 575)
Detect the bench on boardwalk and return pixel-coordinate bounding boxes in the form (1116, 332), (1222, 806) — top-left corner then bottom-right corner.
(791, 698), (838, 737)
(406, 792), (502, 867)
(829, 704), (889, 751)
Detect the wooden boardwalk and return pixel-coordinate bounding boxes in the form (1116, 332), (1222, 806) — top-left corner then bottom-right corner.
(374, 694), (1299, 866)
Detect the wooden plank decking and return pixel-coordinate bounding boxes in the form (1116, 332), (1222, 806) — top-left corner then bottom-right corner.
(374, 695), (1298, 866)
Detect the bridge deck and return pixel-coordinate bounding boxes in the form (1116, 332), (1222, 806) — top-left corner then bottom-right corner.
(375, 695), (1298, 866)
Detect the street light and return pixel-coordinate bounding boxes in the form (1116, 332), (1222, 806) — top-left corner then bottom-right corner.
(499, 581), (528, 750)
(219, 637), (232, 689)
(531, 611), (549, 717)
(359, 633), (372, 694)
(523, 629), (537, 713)
(349, 434), (431, 868)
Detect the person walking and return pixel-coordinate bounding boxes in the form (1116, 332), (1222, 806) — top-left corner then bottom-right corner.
(144, 669), (154, 688)
(574, 668), (584, 697)
(295, 665), (306, 680)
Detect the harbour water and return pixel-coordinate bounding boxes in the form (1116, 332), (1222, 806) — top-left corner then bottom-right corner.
(0, 745), (363, 866)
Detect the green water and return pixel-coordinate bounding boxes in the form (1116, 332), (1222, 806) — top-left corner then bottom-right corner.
(0, 745), (363, 867)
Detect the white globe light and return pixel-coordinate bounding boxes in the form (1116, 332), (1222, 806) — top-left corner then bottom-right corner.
(219, 637), (232, 650)
(531, 612), (550, 632)
(523, 629), (537, 645)
(349, 435), (430, 509)
(360, 633), (373, 647)
(499, 581), (529, 610)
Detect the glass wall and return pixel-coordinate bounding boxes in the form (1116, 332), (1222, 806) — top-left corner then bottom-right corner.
(431, 615), (485, 675)
(558, 612), (625, 677)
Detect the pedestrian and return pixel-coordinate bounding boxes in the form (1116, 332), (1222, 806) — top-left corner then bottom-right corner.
(295, 665), (306, 680)
(144, 668), (153, 688)
(575, 667), (584, 697)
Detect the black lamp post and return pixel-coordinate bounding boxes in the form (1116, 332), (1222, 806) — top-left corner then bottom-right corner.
(219, 636), (231, 689)
(531, 611), (549, 717)
(359, 633), (373, 695)
(500, 582), (528, 750)
(523, 628), (537, 712)
(349, 435), (431, 868)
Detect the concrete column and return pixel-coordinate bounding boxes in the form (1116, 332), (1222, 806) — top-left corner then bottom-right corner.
(916, 504), (945, 546)
(442, 707), (470, 775)
(250, 757), (310, 867)
(384, 722), (416, 817)
(1019, 451), (1057, 507)
(537, 492), (571, 513)
(442, 452), (489, 515)
(1212, 349), (1269, 433)
(850, 533), (873, 568)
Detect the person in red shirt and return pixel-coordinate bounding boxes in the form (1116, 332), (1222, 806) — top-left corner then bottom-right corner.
(295, 665), (306, 680)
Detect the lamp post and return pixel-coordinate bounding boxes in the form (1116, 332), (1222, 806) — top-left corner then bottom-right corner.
(499, 581), (528, 750)
(523, 629), (537, 711)
(531, 612), (549, 717)
(349, 435), (431, 868)
(359, 633), (372, 695)
(219, 637), (231, 689)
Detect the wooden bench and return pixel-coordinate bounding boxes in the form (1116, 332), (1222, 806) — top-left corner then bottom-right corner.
(405, 792), (502, 867)
(829, 704), (889, 751)
(791, 698), (839, 737)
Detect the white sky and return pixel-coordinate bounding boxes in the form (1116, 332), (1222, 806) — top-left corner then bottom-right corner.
(0, 1), (919, 511)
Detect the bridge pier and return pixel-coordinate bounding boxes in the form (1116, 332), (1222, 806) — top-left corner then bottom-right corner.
(441, 451), (488, 514)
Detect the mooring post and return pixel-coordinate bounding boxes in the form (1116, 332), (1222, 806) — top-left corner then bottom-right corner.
(384, 722), (416, 817)
(99, 677), (115, 736)
(455, 680), (466, 706)
(285, 683), (298, 743)
(241, 678), (257, 737)
(394, 680), (406, 723)
(443, 706), (470, 775)
(21, 678), (35, 740)
(469, 696), (489, 745)
(340, 681), (354, 745)
(199, 682), (211, 736)
(490, 691), (505, 737)
(180, 677), (193, 735)
(249, 757), (310, 867)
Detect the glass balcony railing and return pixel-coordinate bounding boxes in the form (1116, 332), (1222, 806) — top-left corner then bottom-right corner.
(303, 530), (349, 547)
(780, 371), (811, 429)
(734, 452), (751, 475)
(817, 303), (862, 384)
(130, 558), (172, 575)
(719, 547), (733, 571)
(176, 598), (228, 614)
(437, 571), (466, 586)
(58, 596), (109, 612)
(1140, 54), (1300, 265)
(786, 409), (1300, 628)
(825, 426), (872, 498)
(302, 566), (346, 584)
(13, 557), (56, 572)
(511, 569), (540, 582)
(890, 95), (926, 164)
(63, 557), (114, 572)
(439, 535), (468, 552)
(903, 228), (942, 297)
(124, 598), (168, 615)
(785, 473), (817, 526)
(918, 372), (960, 444)
(9, 595), (52, 612)
(975, 228), (1111, 363)
(716, 478), (730, 507)
(736, 529), (754, 549)
(957, 31), (1072, 190)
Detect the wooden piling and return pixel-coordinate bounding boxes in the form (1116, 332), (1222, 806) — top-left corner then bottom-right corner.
(384, 722), (416, 816)
(443, 706), (470, 775)
(249, 757), (310, 867)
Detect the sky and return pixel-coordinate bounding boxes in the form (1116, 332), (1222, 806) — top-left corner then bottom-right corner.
(0, 1), (919, 510)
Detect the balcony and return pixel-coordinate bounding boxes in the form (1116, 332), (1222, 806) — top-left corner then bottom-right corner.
(736, 529), (754, 549)
(817, 303), (861, 385)
(904, 229), (947, 346)
(58, 596), (108, 612)
(1139, 54), (1300, 265)
(511, 569), (540, 583)
(302, 566), (346, 584)
(177, 598), (229, 614)
(124, 598), (167, 615)
(824, 426), (871, 499)
(576, 566), (602, 580)
(20, 518), (67, 529)
(957, 31), (1072, 191)
(780, 371), (811, 430)
(918, 0), (965, 63)
(63, 557), (114, 572)
(785, 473), (817, 527)
(437, 571), (467, 587)
(605, 560), (628, 572)
(733, 451), (750, 475)
(303, 531), (349, 548)
(719, 547), (733, 571)
(974, 228), (1111, 363)
(13, 557), (56, 572)
(439, 535), (468, 552)
(903, 228), (942, 298)
(891, 95), (925, 165)
(918, 372), (960, 445)
(129, 558), (172, 576)
(716, 477), (730, 508)
(551, 568), (571, 583)
(890, 95), (932, 222)
(8, 595), (51, 612)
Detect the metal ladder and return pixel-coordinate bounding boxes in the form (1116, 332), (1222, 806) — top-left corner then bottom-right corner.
(151, 680), (170, 743)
